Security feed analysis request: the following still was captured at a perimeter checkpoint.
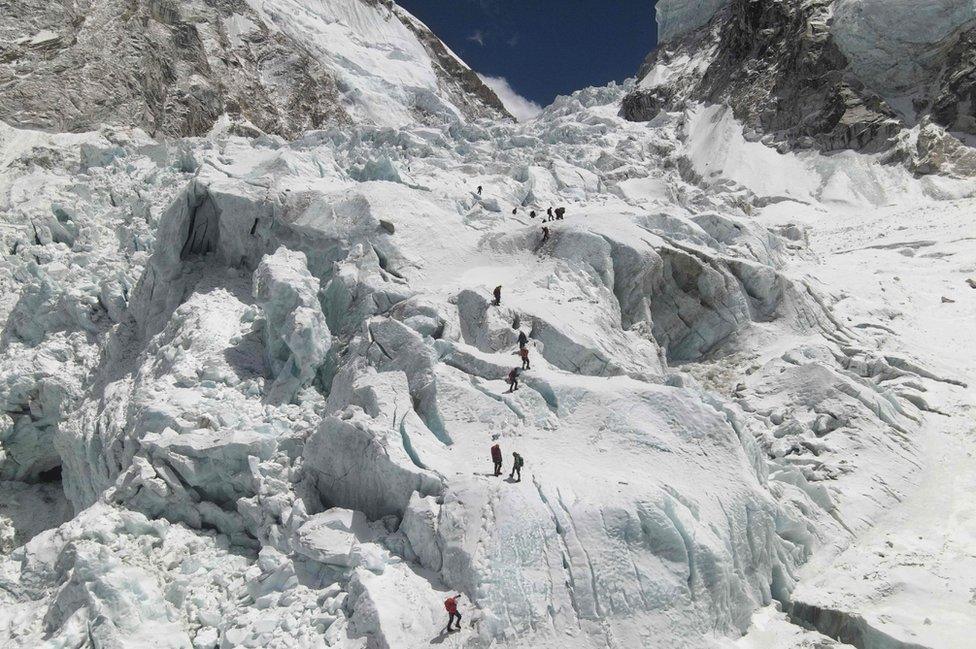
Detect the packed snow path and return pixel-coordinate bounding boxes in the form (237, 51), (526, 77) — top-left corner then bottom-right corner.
(0, 81), (973, 649)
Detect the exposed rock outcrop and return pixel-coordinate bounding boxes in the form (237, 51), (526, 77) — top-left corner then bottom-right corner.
(625, 0), (901, 153)
(627, 0), (976, 169)
(0, 0), (509, 138)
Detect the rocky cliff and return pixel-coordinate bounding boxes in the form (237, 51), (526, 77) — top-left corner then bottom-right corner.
(0, 0), (510, 138)
(625, 0), (976, 172)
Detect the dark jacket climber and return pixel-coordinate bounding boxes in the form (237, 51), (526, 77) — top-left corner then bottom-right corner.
(555, 207), (566, 220)
(530, 210), (537, 219)
(507, 367), (520, 392)
(512, 207), (517, 215)
(477, 185), (483, 195)
(517, 331), (529, 349)
(510, 452), (523, 482)
(491, 444), (502, 476)
(547, 207), (553, 219)
(445, 595), (462, 631)
(541, 226), (550, 244)
(520, 346), (530, 370)
(492, 285), (501, 306)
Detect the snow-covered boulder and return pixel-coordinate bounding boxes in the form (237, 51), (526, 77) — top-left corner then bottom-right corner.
(292, 508), (386, 571)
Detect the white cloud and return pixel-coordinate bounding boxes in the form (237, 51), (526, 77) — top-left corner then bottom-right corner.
(478, 74), (543, 122)
(467, 30), (485, 46)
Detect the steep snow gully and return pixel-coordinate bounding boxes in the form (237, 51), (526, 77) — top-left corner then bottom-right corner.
(1, 2), (975, 649)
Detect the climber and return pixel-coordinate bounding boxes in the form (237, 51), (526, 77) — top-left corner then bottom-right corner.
(506, 367), (520, 393)
(530, 210), (537, 219)
(492, 285), (502, 306)
(510, 452), (523, 482)
(477, 185), (483, 195)
(541, 226), (550, 244)
(491, 443), (503, 476)
(555, 207), (565, 220)
(517, 330), (529, 350)
(444, 594), (462, 632)
(512, 207), (517, 215)
(520, 346), (530, 370)
(547, 207), (553, 219)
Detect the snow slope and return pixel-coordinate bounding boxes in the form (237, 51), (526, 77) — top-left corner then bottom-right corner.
(245, 0), (507, 127)
(758, 194), (976, 649)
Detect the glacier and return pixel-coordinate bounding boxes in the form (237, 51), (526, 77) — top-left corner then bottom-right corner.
(0, 1), (974, 649)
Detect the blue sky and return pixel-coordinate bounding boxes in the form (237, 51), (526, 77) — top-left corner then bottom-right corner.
(398, 1), (658, 118)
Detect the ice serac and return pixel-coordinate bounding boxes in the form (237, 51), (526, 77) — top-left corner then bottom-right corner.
(0, 0), (509, 137)
(252, 247), (331, 403)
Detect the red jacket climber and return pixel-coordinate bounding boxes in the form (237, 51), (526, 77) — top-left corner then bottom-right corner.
(444, 594), (462, 631)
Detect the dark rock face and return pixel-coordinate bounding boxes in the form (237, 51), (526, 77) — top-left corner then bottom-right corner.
(623, 0), (902, 153)
(620, 92), (665, 123)
(706, 0), (900, 152)
(0, 0), (508, 138)
(931, 25), (976, 136)
(0, 0), (349, 137)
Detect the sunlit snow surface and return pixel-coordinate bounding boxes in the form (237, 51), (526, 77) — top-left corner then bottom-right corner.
(0, 80), (973, 649)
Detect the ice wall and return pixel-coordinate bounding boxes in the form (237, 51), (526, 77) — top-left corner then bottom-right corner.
(656, 0), (728, 43)
(831, 0), (976, 95)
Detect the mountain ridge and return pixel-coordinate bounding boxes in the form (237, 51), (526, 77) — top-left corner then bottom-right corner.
(626, 0), (976, 175)
(0, 0), (510, 138)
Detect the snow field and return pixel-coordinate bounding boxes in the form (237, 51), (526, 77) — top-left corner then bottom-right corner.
(752, 194), (976, 648)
